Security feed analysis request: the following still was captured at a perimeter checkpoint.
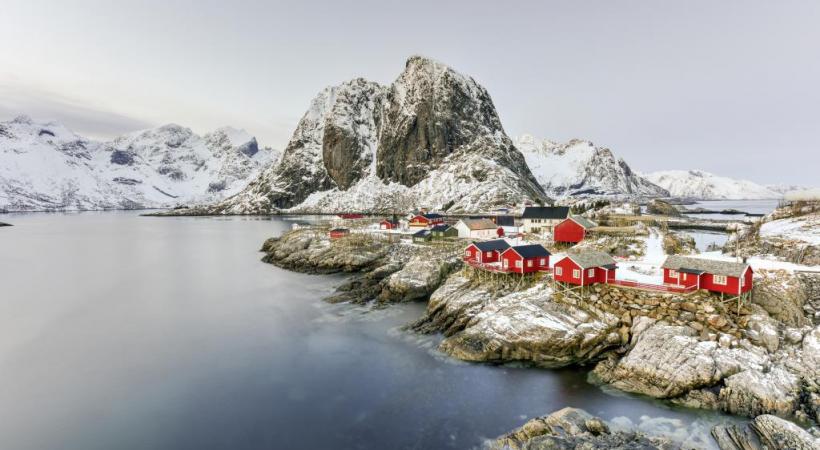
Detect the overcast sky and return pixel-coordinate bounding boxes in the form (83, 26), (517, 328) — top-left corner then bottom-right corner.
(2, 1), (818, 185)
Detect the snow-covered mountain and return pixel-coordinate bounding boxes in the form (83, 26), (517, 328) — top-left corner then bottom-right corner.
(514, 135), (668, 199)
(644, 170), (780, 200)
(197, 56), (548, 215)
(0, 115), (278, 211)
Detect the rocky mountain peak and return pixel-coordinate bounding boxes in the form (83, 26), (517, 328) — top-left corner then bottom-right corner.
(377, 56), (507, 186)
(201, 56), (548, 214)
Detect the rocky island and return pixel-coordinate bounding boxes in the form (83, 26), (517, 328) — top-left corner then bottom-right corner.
(260, 217), (820, 449)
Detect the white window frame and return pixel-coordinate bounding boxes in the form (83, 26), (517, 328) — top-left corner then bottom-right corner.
(539, 258), (546, 266)
(515, 260), (523, 268)
(588, 268), (594, 277)
(485, 251), (491, 258)
(741, 276), (745, 287)
(555, 267), (562, 276)
(668, 269), (678, 278)
(572, 269), (581, 278)
(464, 249), (470, 257)
(527, 260), (533, 268)
(713, 275), (727, 285)
(503, 259), (509, 268)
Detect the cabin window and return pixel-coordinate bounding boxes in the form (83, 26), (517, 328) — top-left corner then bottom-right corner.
(555, 267), (562, 276)
(573, 269), (580, 278)
(485, 251), (491, 258)
(527, 260), (533, 267)
(713, 275), (727, 285)
(741, 276), (746, 287)
(683, 273), (687, 281)
(515, 260), (522, 268)
(668, 270), (678, 278)
(588, 268), (594, 277)
(464, 249), (470, 257)
(539, 258), (546, 266)
(503, 259), (509, 268)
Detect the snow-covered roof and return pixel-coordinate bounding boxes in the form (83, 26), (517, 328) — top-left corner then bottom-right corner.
(567, 215), (597, 229)
(459, 218), (497, 230)
(563, 251), (616, 269)
(662, 255), (749, 278)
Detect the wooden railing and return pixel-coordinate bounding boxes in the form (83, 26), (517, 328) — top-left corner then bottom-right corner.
(463, 258), (551, 273)
(605, 279), (696, 293)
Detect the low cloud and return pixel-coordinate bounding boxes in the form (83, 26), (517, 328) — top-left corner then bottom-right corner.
(0, 83), (153, 139)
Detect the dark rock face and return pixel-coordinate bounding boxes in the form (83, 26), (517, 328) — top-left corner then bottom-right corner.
(237, 137), (259, 157)
(110, 150), (135, 165)
(647, 199), (681, 216)
(376, 56), (505, 186)
(321, 79), (382, 190)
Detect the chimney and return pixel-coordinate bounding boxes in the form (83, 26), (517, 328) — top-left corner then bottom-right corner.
(742, 256), (748, 264)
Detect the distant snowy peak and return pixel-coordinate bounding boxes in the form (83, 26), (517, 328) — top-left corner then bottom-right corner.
(514, 135), (668, 199)
(0, 117), (276, 211)
(644, 170), (780, 200)
(205, 55), (548, 215)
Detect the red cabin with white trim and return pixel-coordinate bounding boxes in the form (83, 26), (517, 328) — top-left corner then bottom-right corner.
(409, 213), (444, 228)
(553, 251), (617, 286)
(499, 244), (551, 274)
(662, 256), (753, 295)
(464, 239), (511, 264)
(379, 219), (399, 230)
(554, 216), (597, 244)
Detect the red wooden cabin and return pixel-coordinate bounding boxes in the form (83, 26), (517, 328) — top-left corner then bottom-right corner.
(661, 256), (753, 295)
(409, 213), (444, 228)
(339, 213), (364, 219)
(379, 219), (399, 230)
(553, 251), (617, 286)
(464, 239), (511, 264)
(554, 215), (597, 244)
(329, 228), (350, 239)
(500, 244), (551, 273)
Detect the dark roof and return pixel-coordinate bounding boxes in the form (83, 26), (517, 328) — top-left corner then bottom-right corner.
(430, 224), (452, 232)
(494, 215), (515, 226)
(521, 206), (570, 220)
(422, 213), (443, 219)
(381, 218), (398, 223)
(662, 255), (749, 278)
(413, 230), (431, 237)
(564, 251), (617, 269)
(472, 239), (511, 252)
(507, 244), (551, 258)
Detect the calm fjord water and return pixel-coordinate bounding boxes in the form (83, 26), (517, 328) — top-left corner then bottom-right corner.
(0, 212), (735, 450)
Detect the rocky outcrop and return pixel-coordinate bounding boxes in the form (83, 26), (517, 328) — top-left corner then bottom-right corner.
(412, 275), (620, 367)
(711, 414), (819, 450)
(260, 228), (461, 304)
(193, 56), (548, 215)
(490, 407), (675, 450)
(752, 270), (809, 327)
(647, 199), (681, 216)
(592, 323), (768, 398)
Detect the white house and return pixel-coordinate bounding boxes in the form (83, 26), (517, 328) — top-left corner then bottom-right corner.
(520, 206), (570, 233)
(455, 218), (498, 239)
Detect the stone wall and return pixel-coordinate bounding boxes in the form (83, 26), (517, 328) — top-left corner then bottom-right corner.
(553, 283), (747, 340)
(797, 272), (820, 324)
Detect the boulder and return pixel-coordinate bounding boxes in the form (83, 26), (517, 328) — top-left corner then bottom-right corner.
(490, 407), (675, 450)
(711, 414), (819, 450)
(593, 323), (767, 398)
